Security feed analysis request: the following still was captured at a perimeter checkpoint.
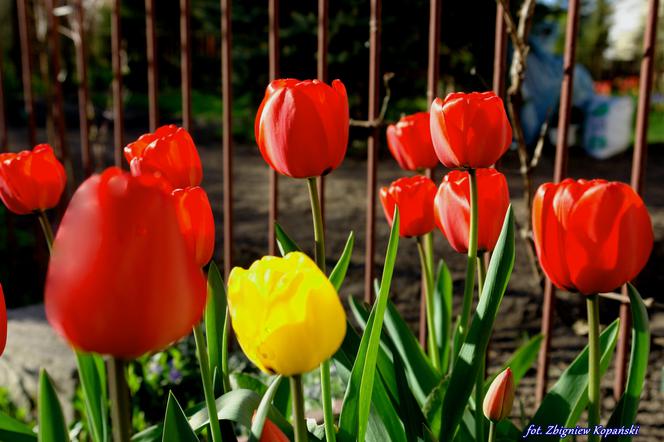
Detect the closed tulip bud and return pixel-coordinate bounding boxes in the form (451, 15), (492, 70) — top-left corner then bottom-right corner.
(386, 112), (439, 171)
(252, 413), (290, 442)
(45, 168), (207, 358)
(379, 175), (437, 237)
(532, 179), (653, 295)
(255, 79), (349, 178)
(430, 92), (512, 169)
(0, 144), (66, 215)
(483, 368), (515, 422)
(0, 284), (6, 357)
(434, 168), (510, 253)
(227, 252), (346, 376)
(124, 125), (203, 189)
(172, 187), (215, 267)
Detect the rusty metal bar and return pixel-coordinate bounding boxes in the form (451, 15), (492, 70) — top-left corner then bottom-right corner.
(75, 0), (92, 176)
(316, 0), (328, 231)
(111, 0), (124, 166)
(615, 0), (660, 400)
(145, 0), (159, 131)
(364, 0), (381, 303)
(221, 0), (233, 278)
(0, 41), (7, 150)
(180, 0), (192, 130)
(492, 0), (508, 97)
(535, 0), (580, 405)
(46, 0), (69, 166)
(17, 0), (36, 147)
(420, 0), (441, 346)
(268, 0), (279, 256)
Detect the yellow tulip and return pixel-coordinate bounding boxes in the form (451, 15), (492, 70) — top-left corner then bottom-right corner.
(227, 252), (347, 376)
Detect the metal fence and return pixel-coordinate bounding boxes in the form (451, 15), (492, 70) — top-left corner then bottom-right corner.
(2, 0), (660, 406)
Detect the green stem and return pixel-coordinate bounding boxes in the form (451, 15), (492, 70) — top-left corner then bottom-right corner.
(587, 295), (601, 442)
(37, 210), (54, 252)
(306, 177), (336, 442)
(108, 358), (131, 442)
(475, 256), (487, 442)
(221, 307), (232, 394)
(488, 420), (497, 442)
(193, 324), (223, 442)
(417, 236), (440, 370)
(290, 375), (308, 442)
(457, 168), (479, 348)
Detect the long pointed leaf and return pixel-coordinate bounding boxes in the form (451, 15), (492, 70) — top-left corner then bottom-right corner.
(76, 352), (108, 442)
(0, 411), (37, 442)
(38, 369), (69, 442)
(483, 334), (543, 393)
(433, 261), (453, 374)
(329, 231), (355, 291)
(205, 262), (229, 394)
(604, 284), (650, 442)
(250, 376), (283, 442)
(163, 392), (198, 442)
(440, 206), (515, 441)
(274, 223), (301, 255)
(357, 207), (400, 441)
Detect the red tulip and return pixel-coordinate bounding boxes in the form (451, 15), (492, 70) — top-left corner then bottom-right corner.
(532, 179), (653, 295)
(483, 367), (514, 422)
(0, 284), (6, 357)
(386, 112), (439, 171)
(45, 168), (207, 358)
(0, 144), (66, 215)
(429, 92), (512, 169)
(172, 187), (215, 267)
(255, 78), (349, 178)
(252, 413), (290, 442)
(124, 125), (203, 189)
(434, 168), (510, 253)
(380, 175), (437, 237)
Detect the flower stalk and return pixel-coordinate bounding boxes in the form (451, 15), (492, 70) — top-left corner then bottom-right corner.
(475, 256), (487, 442)
(290, 375), (308, 442)
(458, 168), (479, 346)
(107, 358), (131, 442)
(306, 177), (336, 442)
(587, 295), (601, 442)
(417, 234), (440, 370)
(193, 324), (223, 442)
(37, 211), (54, 253)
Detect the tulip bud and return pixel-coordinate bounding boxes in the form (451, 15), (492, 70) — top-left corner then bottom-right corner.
(386, 112), (438, 171)
(227, 252), (346, 376)
(380, 175), (437, 238)
(0, 144), (66, 215)
(172, 187), (215, 267)
(483, 367), (515, 422)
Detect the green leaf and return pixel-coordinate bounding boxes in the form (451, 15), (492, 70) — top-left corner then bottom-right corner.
(0, 411), (37, 442)
(75, 352), (108, 442)
(384, 301), (440, 405)
(329, 231), (355, 291)
(484, 334), (543, 393)
(274, 222), (301, 255)
(433, 261), (453, 374)
(337, 314), (407, 442)
(38, 369), (69, 442)
(272, 378), (291, 420)
(162, 392), (199, 442)
(604, 284), (650, 442)
(249, 376), (283, 442)
(231, 373), (267, 396)
(357, 207), (400, 442)
(526, 319), (620, 440)
(440, 206), (515, 441)
(205, 262), (230, 394)
(422, 377), (449, 436)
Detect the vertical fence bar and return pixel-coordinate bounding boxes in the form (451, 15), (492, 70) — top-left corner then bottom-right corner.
(267, 0), (279, 256)
(46, 0), (69, 167)
(16, 0), (36, 147)
(535, 0), (580, 405)
(180, 0), (192, 130)
(145, 0), (159, 132)
(0, 41), (7, 149)
(75, 0), (92, 176)
(364, 0), (381, 303)
(316, 0), (328, 228)
(221, 0), (233, 278)
(492, 0), (508, 97)
(111, 0), (124, 166)
(420, 0), (441, 345)
(614, 0), (659, 400)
